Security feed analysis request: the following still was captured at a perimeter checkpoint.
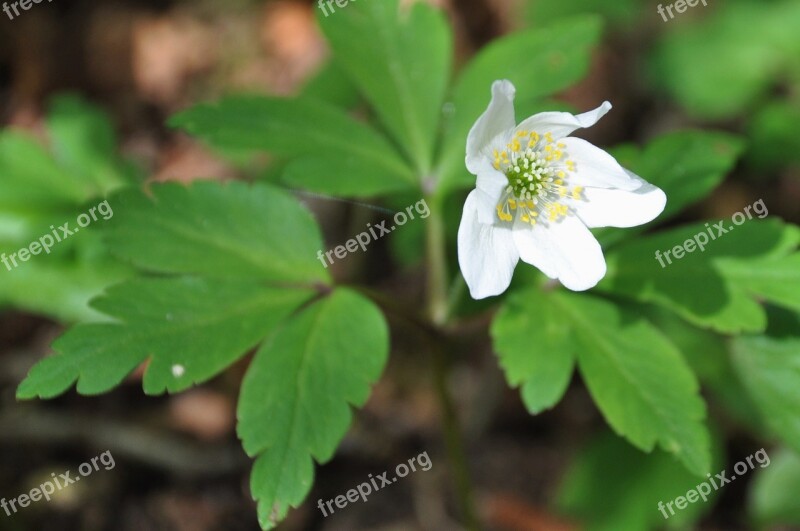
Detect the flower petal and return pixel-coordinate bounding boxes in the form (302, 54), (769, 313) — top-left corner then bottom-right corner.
(515, 101), (612, 141)
(470, 186), (502, 225)
(466, 80), (516, 175)
(559, 137), (640, 191)
(513, 215), (606, 291)
(475, 158), (508, 204)
(571, 178), (667, 228)
(458, 190), (519, 299)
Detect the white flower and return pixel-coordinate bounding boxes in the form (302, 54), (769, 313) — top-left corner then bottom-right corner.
(458, 80), (666, 299)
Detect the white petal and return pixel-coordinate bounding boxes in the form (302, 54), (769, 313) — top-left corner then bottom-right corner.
(559, 137), (640, 191)
(513, 215), (606, 291)
(466, 80), (516, 174)
(571, 179), (667, 228)
(475, 158), (508, 203)
(510, 217), (559, 280)
(471, 186), (501, 225)
(515, 101), (612, 141)
(458, 190), (519, 299)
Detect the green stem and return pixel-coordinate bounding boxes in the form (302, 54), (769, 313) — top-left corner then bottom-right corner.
(425, 195), (480, 530)
(425, 197), (449, 326)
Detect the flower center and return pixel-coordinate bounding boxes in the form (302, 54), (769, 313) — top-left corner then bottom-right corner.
(504, 150), (552, 199)
(493, 130), (582, 226)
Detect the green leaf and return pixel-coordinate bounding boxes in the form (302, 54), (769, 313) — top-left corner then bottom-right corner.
(568, 294), (710, 475)
(17, 277), (315, 398)
(171, 95), (416, 196)
(0, 97), (138, 322)
(559, 291), (709, 474)
(106, 181), (329, 285)
(491, 288), (574, 414)
(451, 16), (602, 123)
(237, 288), (389, 529)
(602, 219), (800, 333)
(495, 289), (710, 475)
(750, 448), (800, 526)
(437, 16), (602, 193)
(282, 157), (415, 197)
(0, 133), (90, 208)
(17, 179), (331, 398)
(646, 307), (765, 432)
(318, 0), (452, 172)
(0, 244), (130, 323)
(732, 335), (800, 455)
(558, 432), (720, 531)
(300, 61), (361, 109)
(747, 100), (800, 170)
(47, 94), (135, 193)
(0, 206), (129, 323)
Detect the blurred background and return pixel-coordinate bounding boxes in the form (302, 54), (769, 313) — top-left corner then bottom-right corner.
(1, 0), (798, 529)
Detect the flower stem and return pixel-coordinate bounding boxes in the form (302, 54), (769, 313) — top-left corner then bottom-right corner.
(425, 196), (480, 530)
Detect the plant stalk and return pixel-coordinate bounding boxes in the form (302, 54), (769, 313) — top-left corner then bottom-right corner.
(425, 196), (480, 530)
(425, 197), (449, 327)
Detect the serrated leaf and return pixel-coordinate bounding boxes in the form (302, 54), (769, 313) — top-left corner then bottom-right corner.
(491, 288), (574, 414)
(17, 277), (315, 398)
(171, 95), (416, 197)
(646, 306), (765, 432)
(237, 288), (389, 529)
(318, 0), (452, 172)
(732, 335), (800, 455)
(750, 448), (800, 526)
(105, 181), (329, 284)
(525, 290), (711, 475)
(601, 219), (800, 333)
(437, 16), (602, 193)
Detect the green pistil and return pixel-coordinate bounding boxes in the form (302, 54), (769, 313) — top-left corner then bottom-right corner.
(504, 152), (552, 200)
